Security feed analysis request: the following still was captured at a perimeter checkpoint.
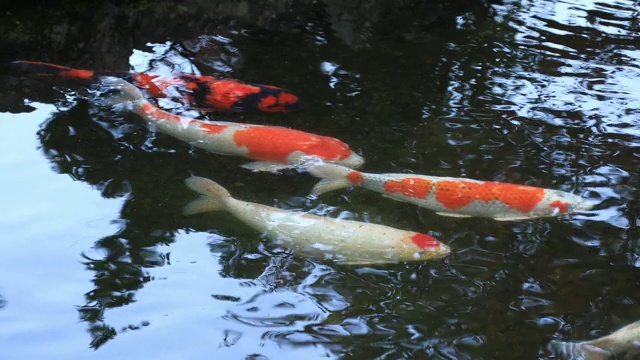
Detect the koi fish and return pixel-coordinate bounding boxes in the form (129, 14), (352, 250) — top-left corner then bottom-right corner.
(183, 176), (450, 265)
(301, 160), (593, 221)
(549, 319), (640, 360)
(102, 77), (363, 172)
(11, 60), (301, 113)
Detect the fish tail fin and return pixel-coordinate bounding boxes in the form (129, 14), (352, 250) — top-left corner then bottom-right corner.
(11, 60), (96, 80)
(183, 176), (232, 215)
(99, 77), (146, 105)
(12, 60), (132, 79)
(304, 162), (354, 196)
(548, 341), (609, 360)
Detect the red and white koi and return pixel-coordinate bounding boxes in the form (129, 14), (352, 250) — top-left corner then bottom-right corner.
(12, 60), (302, 113)
(101, 78), (363, 171)
(549, 319), (640, 360)
(301, 160), (593, 221)
(184, 176), (450, 265)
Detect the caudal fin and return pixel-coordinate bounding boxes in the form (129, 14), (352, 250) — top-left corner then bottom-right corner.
(548, 341), (610, 360)
(304, 162), (354, 196)
(11, 60), (129, 80)
(183, 176), (232, 215)
(11, 60), (96, 80)
(548, 319), (640, 360)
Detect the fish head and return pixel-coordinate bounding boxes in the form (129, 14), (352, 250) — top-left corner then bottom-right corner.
(302, 136), (364, 169)
(542, 190), (595, 217)
(340, 152), (365, 169)
(399, 233), (451, 262)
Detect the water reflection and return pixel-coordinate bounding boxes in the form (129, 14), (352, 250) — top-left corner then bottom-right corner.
(3, 0), (640, 358)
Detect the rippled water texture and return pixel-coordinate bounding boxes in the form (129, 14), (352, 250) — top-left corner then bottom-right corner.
(0, 0), (639, 359)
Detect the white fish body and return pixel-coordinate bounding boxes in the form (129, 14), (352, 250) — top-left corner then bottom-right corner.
(183, 176), (450, 265)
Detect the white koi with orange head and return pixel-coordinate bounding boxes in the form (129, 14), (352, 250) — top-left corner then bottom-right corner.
(301, 161), (594, 221)
(183, 176), (450, 265)
(100, 78), (364, 171)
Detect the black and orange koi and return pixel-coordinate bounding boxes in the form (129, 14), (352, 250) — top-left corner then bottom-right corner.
(11, 60), (301, 113)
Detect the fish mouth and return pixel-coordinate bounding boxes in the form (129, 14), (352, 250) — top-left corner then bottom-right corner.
(581, 200), (595, 211)
(413, 243), (451, 260)
(573, 198), (596, 212)
(346, 154), (365, 169)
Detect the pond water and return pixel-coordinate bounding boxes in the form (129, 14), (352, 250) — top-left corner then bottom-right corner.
(0, 0), (639, 359)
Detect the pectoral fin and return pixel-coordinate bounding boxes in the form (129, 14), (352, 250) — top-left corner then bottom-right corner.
(381, 193), (406, 202)
(492, 215), (535, 221)
(310, 179), (352, 196)
(435, 212), (473, 218)
(241, 161), (293, 173)
(335, 259), (386, 266)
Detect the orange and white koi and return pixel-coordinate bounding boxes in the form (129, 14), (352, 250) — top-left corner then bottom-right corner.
(549, 319), (640, 360)
(183, 176), (450, 265)
(301, 160), (593, 221)
(11, 60), (301, 113)
(102, 78), (363, 171)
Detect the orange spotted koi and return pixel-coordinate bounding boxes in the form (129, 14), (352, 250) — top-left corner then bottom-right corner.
(184, 175), (450, 265)
(102, 78), (363, 171)
(300, 160), (593, 221)
(11, 60), (301, 113)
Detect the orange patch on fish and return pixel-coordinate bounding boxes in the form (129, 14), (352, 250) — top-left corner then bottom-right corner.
(347, 171), (364, 185)
(550, 200), (569, 213)
(278, 92), (299, 105)
(132, 74), (163, 98)
(207, 80), (262, 110)
(132, 74), (185, 99)
(435, 180), (544, 213)
(384, 178), (433, 199)
(257, 95), (278, 112)
(410, 233), (440, 249)
(233, 127), (352, 163)
(140, 102), (183, 123)
(60, 69), (94, 80)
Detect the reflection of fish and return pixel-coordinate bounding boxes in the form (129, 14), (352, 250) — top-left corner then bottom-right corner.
(103, 78), (363, 172)
(550, 320), (640, 360)
(11, 60), (301, 113)
(302, 160), (593, 221)
(183, 176), (450, 265)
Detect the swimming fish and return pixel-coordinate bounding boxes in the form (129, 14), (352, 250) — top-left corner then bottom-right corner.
(11, 60), (301, 113)
(183, 175), (450, 265)
(549, 319), (640, 360)
(300, 160), (593, 221)
(102, 77), (363, 172)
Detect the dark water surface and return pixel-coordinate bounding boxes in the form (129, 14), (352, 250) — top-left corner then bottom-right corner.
(1, 0), (639, 359)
